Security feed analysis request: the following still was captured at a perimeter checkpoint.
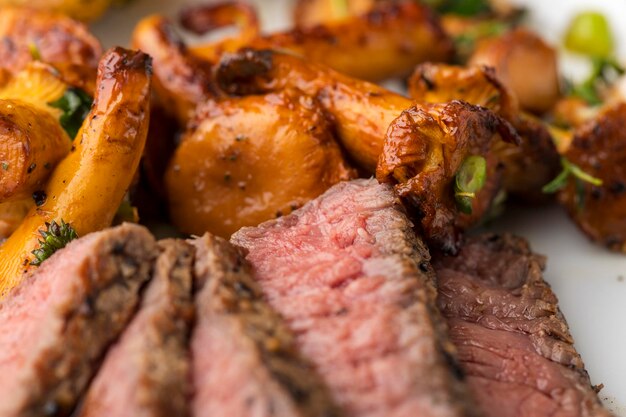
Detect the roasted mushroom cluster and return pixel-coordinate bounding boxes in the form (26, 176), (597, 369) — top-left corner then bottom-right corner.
(127, 0), (626, 254)
(0, 8), (152, 295)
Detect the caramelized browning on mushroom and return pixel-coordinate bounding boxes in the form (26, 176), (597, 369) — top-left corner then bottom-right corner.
(558, 102), (626, 252)
(293, 0), (375, 27)
(132, 15), (215, 126)
(165, 89), (356, 238)
(216, 49), (413, 172)
(408, 62), (560, 202)
(0, 7), (102, 93)
(188, 0), (453, 82)
(469, 28), (561, 114)
(377, 100), (519, 253)
(0, 47), (152, 294)
(0, 99), (71, 202)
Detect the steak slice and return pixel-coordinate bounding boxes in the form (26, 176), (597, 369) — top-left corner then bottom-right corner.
(190, 233), (341, 417)
(433, 234), (613, 417)
(231, 179), (477, 417)
(77, 240), (195, 417)
(0, 223), (157, 417)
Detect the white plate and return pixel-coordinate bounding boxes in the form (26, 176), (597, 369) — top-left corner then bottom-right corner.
(91, 0), (626, 413)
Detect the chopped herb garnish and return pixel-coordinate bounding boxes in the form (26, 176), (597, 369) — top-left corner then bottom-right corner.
(542, 157), (603, 194)
(569, 57), (624, 105)
(1, 162), (8, 171)
(49, 88), (93, 139)
(112, 200), (139, 225)
(30, 220), (78, 266)
(453, 21), (508, 61)
(28, 42), (41, 61)
(454, 155), (487, 214)
(425, 0), (491, 16)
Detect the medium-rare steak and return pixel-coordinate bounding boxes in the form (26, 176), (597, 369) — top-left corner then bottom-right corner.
(433, 234), (613, 417)
(190, 233), (341, 417)
(77, 240), (194, 417)
(0, 223), (157, 417)
(231, 179), (478, 417)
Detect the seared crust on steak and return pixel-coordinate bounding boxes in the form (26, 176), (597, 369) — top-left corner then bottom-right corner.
(232, 179), (479, 417)
(433, 234), (613, 417)
(0, 223), (157, 417)
(190, 233), (341, 417)
(77, 240), (195, 417)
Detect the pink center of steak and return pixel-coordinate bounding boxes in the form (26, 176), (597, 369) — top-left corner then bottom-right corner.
(0, 224), (156, 416)
(232, 179), (473, 417)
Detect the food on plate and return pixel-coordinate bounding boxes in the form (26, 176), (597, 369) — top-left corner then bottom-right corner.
(184, 0), (454, 82)
(0, 7), (102, 92)
(166, 89), (356, 238)
(468, 28), (561, 114)
(133, 0), (452, 124)
(231, 179), (479, 417)
(0, 99), (70, 202)
(0, 1), (622, 415)
(376, 101), (519, 252)
(0, 198), (31, 238)
(216, 49), (410, 172)
(217, 50), (520, 251)
(78, 240), (194, 417)
(434, 234), (612, 417)
(190, 234), (341, 417)
(0, 47), (152, 295)
(180, 1), (259, 43)
(0, 184), (613, 417)
(293, 0), (374, 27)
(408, 63), (560, 202)
(0, 62), (76, 235)
(0, 0), (116, 22)
(132, 15), (214, 125)
(0, 223), (157, 417)
(554, 102), (626, 252)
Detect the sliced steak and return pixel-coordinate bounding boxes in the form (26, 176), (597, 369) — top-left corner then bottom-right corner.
(0, 223), (157, 417)
(231, 179), (477, 417)
(433, 234), (613, 417)
(190, 233), (341, 417)
(77, 239), (194, 417)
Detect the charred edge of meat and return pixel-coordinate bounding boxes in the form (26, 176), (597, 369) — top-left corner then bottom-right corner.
(26, 234), (156, 417)
(145, 239), (195, 417)
(193, 234), (341, 417)
(215, 48), (274, 96)
(433, 233), (612, 416)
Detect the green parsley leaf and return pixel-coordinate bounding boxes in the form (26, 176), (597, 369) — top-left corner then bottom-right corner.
(569, 57), (624, 105)
(49, 88), (93, 139)
(426, 0), (491, 16)
(542, 157), (602, 194)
